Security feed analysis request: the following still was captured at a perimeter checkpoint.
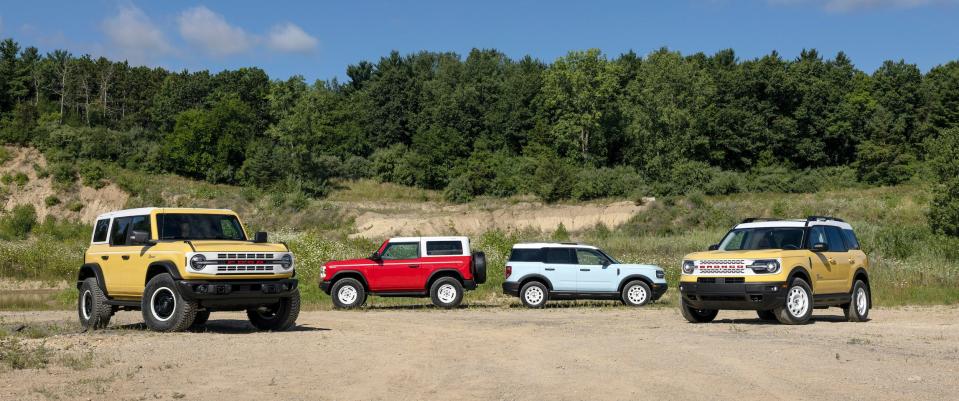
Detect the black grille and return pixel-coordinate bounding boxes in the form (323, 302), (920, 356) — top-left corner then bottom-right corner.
(698, 277), (716, 283)
(698, 277), (744, 284)
(217, 253), (274, 259)
(217, 266), (275, 272)
(724, 277), (745, 284)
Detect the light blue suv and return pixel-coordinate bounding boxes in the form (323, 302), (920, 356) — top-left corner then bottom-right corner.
(502, 242), (667, 308)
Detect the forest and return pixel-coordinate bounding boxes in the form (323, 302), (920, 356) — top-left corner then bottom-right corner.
(1, 37), (959, 234)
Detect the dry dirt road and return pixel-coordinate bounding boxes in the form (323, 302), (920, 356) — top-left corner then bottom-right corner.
(2, 306), (958, 401)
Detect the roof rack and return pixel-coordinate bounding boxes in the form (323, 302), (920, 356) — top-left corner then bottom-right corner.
(806, 216), (845, 222)
(740, 217), (782, 224)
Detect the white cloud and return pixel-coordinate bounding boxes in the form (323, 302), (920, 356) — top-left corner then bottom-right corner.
(101, 5), (173, 64)
(177, 6), (252, 56)
(770, 0), (958, 12)
(267, 22), (318, 53)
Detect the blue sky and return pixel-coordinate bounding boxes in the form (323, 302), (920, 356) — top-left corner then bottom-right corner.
(0, 0), (957, 81)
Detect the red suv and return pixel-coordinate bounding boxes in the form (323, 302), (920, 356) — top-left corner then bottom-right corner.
(320, 236), (487, 308)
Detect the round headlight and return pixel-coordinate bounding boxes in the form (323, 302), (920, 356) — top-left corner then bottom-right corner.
(751, 259), (780, 274)
(280, 254), (293, 270)
(190, 254), (206, 271)
(681, 260), (695, 274)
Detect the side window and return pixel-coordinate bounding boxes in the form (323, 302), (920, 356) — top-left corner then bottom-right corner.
(381, 242), (419, 260)
(92, 219), (110, 243)
(544, 248), (576, 264)
(842, 229), (861, 250)
(808, 226), (828, 249)
(575, 249), (608, 265)
(130, 215), (151, 238)
(509, 249), (543, 262)
(110, 217), (133, 245)
(825, 226), (848, 252)
(426, 241), (463, 256)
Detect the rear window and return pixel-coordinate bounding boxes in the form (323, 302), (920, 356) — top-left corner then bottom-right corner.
(509, 248), (543, 262)
(544, 248), (576, 264)
(92, 219), (110, 243)
(842, 229), (861, 250)
(426, 241), (463, 256)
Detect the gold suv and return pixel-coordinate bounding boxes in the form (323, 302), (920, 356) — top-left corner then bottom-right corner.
(679, 216), (870, 325)
(77, 208), (299, 332)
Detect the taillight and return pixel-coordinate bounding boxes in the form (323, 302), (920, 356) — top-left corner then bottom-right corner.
(505, 265), (512, 279)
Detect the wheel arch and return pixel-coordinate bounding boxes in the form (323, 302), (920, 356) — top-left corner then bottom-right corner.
(518, 274), (553, 291)
(77, 263), (108, 296)
(852, 268), (872, 306)
(787, 266), (813, 292)
(426, 269), (464, 291)
(145, 261), (183, 285)
(617, 274), (653, 293)
(329, 270), (369, 290)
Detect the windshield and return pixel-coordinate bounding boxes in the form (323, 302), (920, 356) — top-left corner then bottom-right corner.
(157, 213), (247, 241)
(718, 227), (804, 251)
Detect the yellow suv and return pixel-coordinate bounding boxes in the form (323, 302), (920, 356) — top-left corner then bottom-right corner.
(679, 216), (870, 325)
(77, 208), (299, 332)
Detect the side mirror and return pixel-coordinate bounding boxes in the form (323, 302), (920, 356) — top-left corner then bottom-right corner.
(370, 251), (381, 261)
(708, 244), (719, 251)
(811, 242), (828, 252)
(602, 259), (611, 267)
(253, 232), (268, 243)
(130, 230), (153, 245)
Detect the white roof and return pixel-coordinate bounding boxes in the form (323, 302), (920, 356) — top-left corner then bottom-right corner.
(93, 207), (235, 221)
(736, 219), (853, 230)
(512, 242), (598, 250)
(389, 236), (469, 242)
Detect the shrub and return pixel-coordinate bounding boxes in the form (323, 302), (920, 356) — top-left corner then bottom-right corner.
(0, 147), (10, 165)
(571, 166), (646, 200)
(704, 170), (744, 195)
(661, 160), (714, 196)
(532, 153), (574, 203)
(341, 156), (373, 180)
(78, 162), (106, 189)
(66, 201), (84, 212)
(44, 196), (60, 207)
(1, 172), (28, 187)
(929, 179), (959, 237)
(444, 174), (475, 203)
(0, 204), (38, 240)
(49, 162), (77, 188)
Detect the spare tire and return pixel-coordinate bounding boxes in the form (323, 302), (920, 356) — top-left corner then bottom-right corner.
(471, 251), (487, 284)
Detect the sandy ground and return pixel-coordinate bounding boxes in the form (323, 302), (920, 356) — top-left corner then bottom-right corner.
(2, 306), (958, 401)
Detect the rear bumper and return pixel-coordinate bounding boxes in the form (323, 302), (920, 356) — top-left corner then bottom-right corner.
(502, 281), (520, 296)
(679, 281), (786, 310)
(177, 278), (298, 309)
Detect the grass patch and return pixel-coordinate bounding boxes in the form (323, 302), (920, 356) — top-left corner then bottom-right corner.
(0, 338), (52, 369)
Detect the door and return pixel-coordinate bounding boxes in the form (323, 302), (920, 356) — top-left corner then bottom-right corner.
(372, 241), (421, 291)
(807, 225), (849, 294)
(543, 248), (578, 292)
(102, 216), (133, 295)
(574, 249), (618, 292)
(106, 215), (152, 296)
(125, 215), (153, 297)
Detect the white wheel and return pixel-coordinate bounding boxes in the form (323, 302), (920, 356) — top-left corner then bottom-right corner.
(786, 286), (809, 319)
(622, 281), (651, 307)
(437, 283), (458, 304)
(80, 290), (93, 320)
(524, 286), (544, 305)
(337, 285), (358, 305)
(855, 287), (868, 316)
(149, 287), (177, 322)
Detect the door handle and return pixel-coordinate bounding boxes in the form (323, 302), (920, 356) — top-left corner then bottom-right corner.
(828, 258), (836, 265)
(545, 268), (555, 271)
(121, 255), (130, 260)
(100, 255), (109, 260)
(580, 268), (590, 272)
(408, 264), (419, 268)
(848, 259), (855, 264)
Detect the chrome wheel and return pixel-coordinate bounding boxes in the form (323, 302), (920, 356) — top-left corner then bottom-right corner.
(856, 287), (868, 316)
(150, 287), (176, 322)
(80, 290), (92, 320)
(786, 286), (809, 318)
(524, 286), (544, 305)
(437, 283), (457, 304)
(627, 285), (648, 304)
(337, 285), (358, 305)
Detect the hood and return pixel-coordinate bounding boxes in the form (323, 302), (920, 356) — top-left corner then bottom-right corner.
(185, 241), (289, 253)
(684, 249), (804, 261)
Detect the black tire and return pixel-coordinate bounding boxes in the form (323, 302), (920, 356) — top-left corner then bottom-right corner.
(756, 310), (777, 321)
(429, 277), (464, 308)
(680, 297), (718, 323)
(190, 310), (211, 328)
(247, 289), (300, 331)
(471, 252), (487, 284)
(330, 278), (367, 309)
(775, 278), (813, 325)
(621, 280), (652, 307)
(78, 277), (112, 330)
(141, 274), (198, 332)
(843, 280), (870, 322)
(519, 281), (549, 308)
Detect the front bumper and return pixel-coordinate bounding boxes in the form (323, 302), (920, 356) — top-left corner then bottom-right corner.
(679, 280), (786, 310)
(176, 278), (298, 309)
(650, 283), (668, 300)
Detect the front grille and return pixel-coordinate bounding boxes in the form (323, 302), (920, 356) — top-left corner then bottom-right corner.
(217, 266), (275, 272)
(217, 253), (274, 259)
(697, 259), (746, 274)
(724, 277), (745, 284)
(697, 277), (745, 284)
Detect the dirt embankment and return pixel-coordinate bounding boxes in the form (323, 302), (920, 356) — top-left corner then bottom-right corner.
(2, 307), (958, 400)
(1, 146), (127, 222)
(346, 198), (654, 239)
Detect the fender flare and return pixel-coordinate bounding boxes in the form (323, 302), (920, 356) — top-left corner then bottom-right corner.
(787, 266), (813, 292)
(329, 270), (370, 290)
(852, 267), (872, 306)
(517, 274), (553, 291)
(77, 263), (108, 296)
(145, 261), (183, 285)
(617, 274), (654, 293)
(425, 269), (465, 289)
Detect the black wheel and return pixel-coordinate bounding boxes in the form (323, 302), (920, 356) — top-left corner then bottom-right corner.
(331, 278), (367, 309)
(190, 310), (211, 328)
(621, 280), (652, 307)
(680, 297), (718, 323)
(756, 310), (777, 321)
(775, 278), (813, 325)
(247, 289), (300, 331)
(429, 277), (464, 309)
(843, 280), (870, 322)
(471, 252), (487, 284)
(141, 274), (197, 332)
(519, 281), (548, 308)
(78, 277), (111, 330)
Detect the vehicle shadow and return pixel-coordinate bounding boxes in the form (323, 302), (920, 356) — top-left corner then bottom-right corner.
(360, 303), (502, 311)
(110, 320), (330, 334)
(712, 315), (854, 325)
